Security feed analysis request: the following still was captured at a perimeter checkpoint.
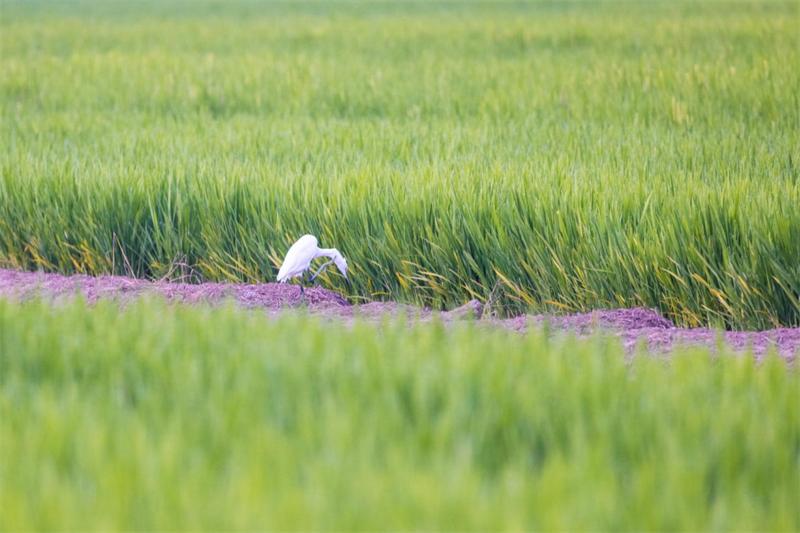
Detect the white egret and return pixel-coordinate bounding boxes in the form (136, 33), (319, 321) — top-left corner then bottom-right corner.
(276, 234), (348, 297)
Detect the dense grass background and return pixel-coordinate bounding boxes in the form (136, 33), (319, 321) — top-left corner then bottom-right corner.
(0, 298), (798, 530)
(1, 1), (799, 327)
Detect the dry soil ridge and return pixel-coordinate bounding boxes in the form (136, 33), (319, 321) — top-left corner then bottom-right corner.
(0, 268), (796, 361)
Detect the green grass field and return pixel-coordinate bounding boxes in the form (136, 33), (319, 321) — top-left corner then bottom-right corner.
(1, 1), (798, 328)
(1, 298), (798, 530)
(2, 2), (800, 529)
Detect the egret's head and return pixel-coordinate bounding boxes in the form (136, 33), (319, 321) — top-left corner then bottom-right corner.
(333, 253), (348, 279)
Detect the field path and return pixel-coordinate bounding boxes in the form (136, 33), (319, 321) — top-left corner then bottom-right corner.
(1, 268), (796, 361)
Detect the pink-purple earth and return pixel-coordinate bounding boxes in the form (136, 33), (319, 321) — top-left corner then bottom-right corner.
(0, 268), (797, 362)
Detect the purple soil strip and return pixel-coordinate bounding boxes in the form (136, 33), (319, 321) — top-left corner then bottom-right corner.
(1, 268), (797, 362)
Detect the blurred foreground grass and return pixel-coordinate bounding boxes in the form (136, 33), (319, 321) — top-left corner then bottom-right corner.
(1, 298), (798, 530)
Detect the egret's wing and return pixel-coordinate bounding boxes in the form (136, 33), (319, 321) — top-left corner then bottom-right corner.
(277, 234), (318, 281)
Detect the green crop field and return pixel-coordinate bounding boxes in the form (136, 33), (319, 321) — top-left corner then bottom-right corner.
(2, 2), (800, 529)
(1, 0), (798, 328)
(1, 298), (798, 530)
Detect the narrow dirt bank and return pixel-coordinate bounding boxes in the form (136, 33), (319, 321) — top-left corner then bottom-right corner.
(0, 268), (796, 361)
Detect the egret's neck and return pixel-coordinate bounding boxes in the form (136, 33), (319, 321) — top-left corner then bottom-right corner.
(317, 248), (340, 259)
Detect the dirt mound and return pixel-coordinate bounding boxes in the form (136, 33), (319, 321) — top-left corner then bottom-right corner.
(0, 268), (349, 309)
(0, 268), (797, 361)
(533, 307), (676, 331)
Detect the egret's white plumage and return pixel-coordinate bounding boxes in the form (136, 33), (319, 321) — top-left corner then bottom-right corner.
(277, 234), (348, 283)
